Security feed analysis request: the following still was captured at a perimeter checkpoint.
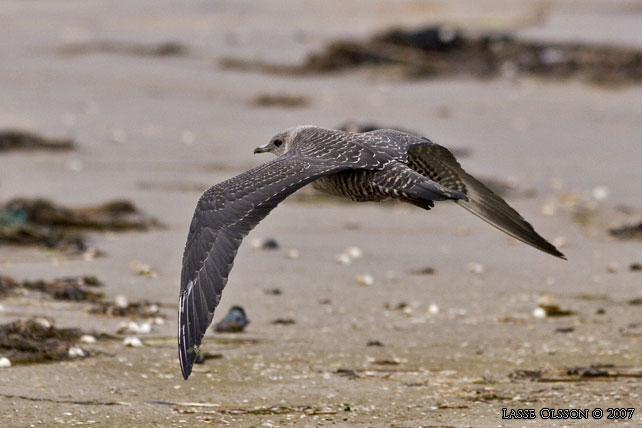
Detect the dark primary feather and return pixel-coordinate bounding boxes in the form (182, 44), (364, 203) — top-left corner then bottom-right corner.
(407, 143), (566, 259)
(178, 154), (351, 379)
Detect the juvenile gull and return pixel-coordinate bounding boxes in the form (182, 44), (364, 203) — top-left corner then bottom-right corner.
(178, 125), (565, 379)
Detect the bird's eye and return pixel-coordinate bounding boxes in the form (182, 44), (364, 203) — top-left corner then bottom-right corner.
(273, 139), (283, 147)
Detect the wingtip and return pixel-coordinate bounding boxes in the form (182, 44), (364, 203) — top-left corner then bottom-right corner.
(179, 349), (195, 380)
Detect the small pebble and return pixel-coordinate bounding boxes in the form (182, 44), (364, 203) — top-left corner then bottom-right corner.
(552, 236), (567, 248)
(123, 336), (144, 347)
(79, 335), (96, 344)
(129, 260), (158, 278)
(261, 238), (279, 250)
(68, 346), (85, 358)
(214, 306), (249, 332)
(533, 307), (547, 319)
(356, 274), (374, 286)
(428, 303), (440, 315)
(33, 318), (51, 329)
(0, 357), (11, 368)
(466, 262), (485, 274)
(65, 159), (84, 172)
(115, 294), (129, 308)
(138, 322), (152, 334)
(345, 246), (363, 259)
(111, 128), (127, 144)
(540, 202), (556, 216)
(630, 263), (642, 271)
(412, 267), (436, 275)
(335, 253), (352, 265)
(592, 186), (610, 201)
(285, 248), (300, 259)
(606, 262), (618, 273)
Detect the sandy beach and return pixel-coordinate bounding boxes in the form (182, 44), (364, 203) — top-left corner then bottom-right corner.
(1, 1), (641, 426)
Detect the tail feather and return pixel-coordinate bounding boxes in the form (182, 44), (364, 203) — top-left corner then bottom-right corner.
(409, 144), (565, 259)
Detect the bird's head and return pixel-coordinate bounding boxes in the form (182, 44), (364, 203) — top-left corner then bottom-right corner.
(254, 125), (316, 156)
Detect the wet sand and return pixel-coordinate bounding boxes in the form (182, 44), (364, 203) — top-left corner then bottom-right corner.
(1, 1), (641, 427)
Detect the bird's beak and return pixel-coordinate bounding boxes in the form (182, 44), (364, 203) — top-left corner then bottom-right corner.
(254, 144), (269, 154)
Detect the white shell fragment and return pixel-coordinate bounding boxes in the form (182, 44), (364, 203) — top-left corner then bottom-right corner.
(356, 274), (374, 286)
(591, 186), (609, 201)
(33, 318), (51, 329)
(115, 294), (129, 308)
(532, 307), (547, 319)
(123, 336), (144, 347)
(79, 335), (97, 344)
(466, 262), (485, 274)
(285, 248), (300, 259)
(552, 236), (567, 248)
(539, 202), (556, 216)
(0, 357), (11, 368)
(335, 253), (352, 265)
(129, 260), (158, 278)
(118, 321), (152, 335)
(68, 346), (85, 358)
(428, 303), (440, 315)
(345, 246), (363, 259)
(139, 322), (152, 334)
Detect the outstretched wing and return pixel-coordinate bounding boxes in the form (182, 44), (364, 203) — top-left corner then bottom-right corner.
(408, 143), (565, 259)
(178, 155), (348, 379)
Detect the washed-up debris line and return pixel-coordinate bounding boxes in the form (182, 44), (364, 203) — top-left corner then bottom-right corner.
(0, 274), (103, 301)
(0, 318), (83, 364)
(0, 130), (75, 152)
(609, 220), (642, 240)
(89, 299), (164, 318)
(221, 24), (642, 86)
(58, 40), (188, 57)
(0, 198), (162, 251)
(510, 364), (642, 382)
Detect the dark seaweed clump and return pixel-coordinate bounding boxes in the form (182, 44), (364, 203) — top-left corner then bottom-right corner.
(0, 130), (74, 152)
(0, 274), (103, 301)
(0, 318), (82, 364)
(221, 24), (642, 86)
(88, 300), (163, 318)
(0, 198), (161, 252)
(609, 221), (642, 240)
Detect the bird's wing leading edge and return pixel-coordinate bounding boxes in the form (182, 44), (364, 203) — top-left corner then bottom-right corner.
(408, 143), (565, 259)
(178, 155), (348, 379)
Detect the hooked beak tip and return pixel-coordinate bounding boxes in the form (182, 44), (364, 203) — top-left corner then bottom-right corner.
(254, 146), (267, 154)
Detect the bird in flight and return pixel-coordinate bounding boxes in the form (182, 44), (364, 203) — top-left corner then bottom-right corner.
(178, 126), (565, 379)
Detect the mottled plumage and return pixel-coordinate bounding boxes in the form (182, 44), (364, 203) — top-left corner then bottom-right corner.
(178, 126), (564, 379)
